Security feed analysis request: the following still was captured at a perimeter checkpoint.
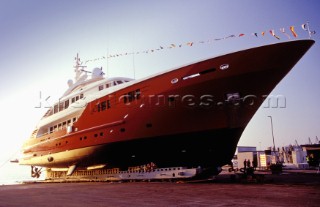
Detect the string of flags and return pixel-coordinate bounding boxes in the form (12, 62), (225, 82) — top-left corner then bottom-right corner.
(84, 22), (315, 64)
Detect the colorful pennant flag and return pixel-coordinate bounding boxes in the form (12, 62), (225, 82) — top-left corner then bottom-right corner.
(186, 42), (193, 46)
(83, 22), (314, 63)
(301, 23), (308, 30)
(270, 30), (280, 40)
(289, 26), (298, 38)
(280, 28), (290, 39)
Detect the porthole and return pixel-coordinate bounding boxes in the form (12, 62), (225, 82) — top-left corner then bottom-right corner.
(171, 78), (179, 84)
(220, 64), (229, 70)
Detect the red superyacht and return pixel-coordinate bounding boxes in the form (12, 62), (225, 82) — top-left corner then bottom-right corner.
(19, 40), (314, 178)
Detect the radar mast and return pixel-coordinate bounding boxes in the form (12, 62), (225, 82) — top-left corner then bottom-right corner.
(74, 53), (87, 82)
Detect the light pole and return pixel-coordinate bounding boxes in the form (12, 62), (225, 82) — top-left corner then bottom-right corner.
(267, 116), (276, 152)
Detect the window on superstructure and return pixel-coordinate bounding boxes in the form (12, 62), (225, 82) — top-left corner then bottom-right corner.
(67, 120), (71, 125)
(107, 100), (111, 109)
(72, 97), (75, 103)
(73, 117), (77, 123)
(128, 91), (134, 102)
(123, 95), (128, 104)
(101, 101), (107, 111)
(106, 83), (111, 88)
(97, 103), (101, 112)
(116, 80), (123, 85)
(65, 100), (69, 109)
(62, 121), (66, 128)
(59, 102), (64, 111)
(123, 89), (141, 104)
(80, 94), (84, 99)
(53, 104), (59, 114)
(58, 123), (62, 129)
(135, 89), (141, 99)
(99, 85), (104, 91)
(75, 96), (79, 101)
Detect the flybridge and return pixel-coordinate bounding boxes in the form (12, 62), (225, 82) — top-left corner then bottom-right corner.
(42, 53), (134, 118)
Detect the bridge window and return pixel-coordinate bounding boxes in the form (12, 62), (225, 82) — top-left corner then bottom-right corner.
(123, 89), (141, 104)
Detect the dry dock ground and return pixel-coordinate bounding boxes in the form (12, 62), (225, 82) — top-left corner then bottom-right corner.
(0, 170), (319, 207)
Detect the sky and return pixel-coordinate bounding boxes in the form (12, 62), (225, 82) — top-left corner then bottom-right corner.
(0, 0), (319, 165)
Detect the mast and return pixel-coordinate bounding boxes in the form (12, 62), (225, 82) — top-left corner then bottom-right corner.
(74, 53), (87, 81)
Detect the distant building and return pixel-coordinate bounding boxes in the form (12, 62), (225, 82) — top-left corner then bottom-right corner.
(301, 144), (320, 167)
(236, 146), (261, 169)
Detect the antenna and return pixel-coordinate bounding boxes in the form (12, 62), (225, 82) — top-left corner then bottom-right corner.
(308, 137), (312, 145)
(74, 53), (87, 81)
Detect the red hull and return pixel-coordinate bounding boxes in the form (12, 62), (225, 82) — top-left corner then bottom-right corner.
(20, 40), (314, 173)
